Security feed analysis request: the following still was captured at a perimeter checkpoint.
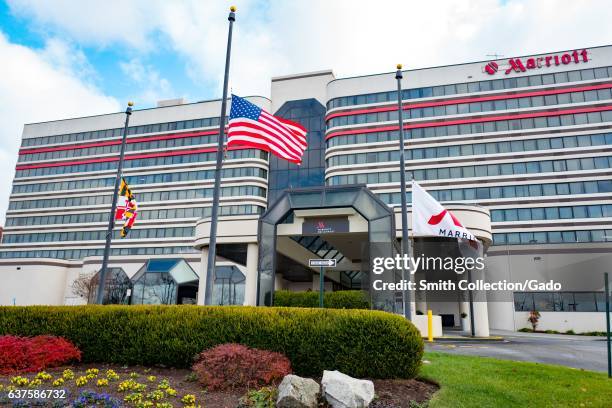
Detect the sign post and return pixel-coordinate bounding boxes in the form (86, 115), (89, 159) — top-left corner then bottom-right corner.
(605, 272), (611, 379)
(309, 259), (337, 308)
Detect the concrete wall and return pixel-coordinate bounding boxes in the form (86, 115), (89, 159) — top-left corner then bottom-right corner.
(514, 311), (606, 333)
(0, 260), (72, 305)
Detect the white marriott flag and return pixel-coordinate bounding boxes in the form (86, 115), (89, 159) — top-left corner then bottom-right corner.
(411, 180), (476, 241)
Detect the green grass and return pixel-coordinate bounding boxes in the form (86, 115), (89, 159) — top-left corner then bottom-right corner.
(420, 352), (612, 408)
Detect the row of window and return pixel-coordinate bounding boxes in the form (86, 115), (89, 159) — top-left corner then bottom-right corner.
(327, 66), (612, 109)
(2, 226), (195, 244)
(12, 167), (267, 195)
(0, 246), (199, 260)
(5, 205), (265, 227)
(491, 204), (612, 222)
(15, 149), (268, 179)
(327, 88), (612, 128)
(8, 185), (266, 211)
(21, 117), (224, 148)
(326, 111), (612, 147)
(492, 229), (612, 245)
(514, 292), (607, 312)
(19, 134), (220, 163)
(327, 156), (612, 186)
(327, 132), (612, 167)
(377, 180), (612, 205)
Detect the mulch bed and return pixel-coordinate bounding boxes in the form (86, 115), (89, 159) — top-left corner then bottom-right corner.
(0, 364), (438, 407)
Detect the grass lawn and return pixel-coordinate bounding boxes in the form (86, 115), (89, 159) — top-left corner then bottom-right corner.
(420, 352), (612, 408)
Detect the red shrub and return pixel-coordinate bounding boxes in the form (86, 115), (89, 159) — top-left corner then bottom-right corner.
(192, 343), (291, 390)
(0, 335), (81, 374)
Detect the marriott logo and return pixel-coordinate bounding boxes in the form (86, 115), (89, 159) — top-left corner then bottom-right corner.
(484, 49), (589, 75)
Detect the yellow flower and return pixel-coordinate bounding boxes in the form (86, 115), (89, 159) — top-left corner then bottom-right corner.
(148, 375), (157, 382)
(52, 378), (65, 387)
(11, 376), (29, 386)
(130, 372), (139, 379)
(165, 388), (177, 397)
(157, 379), (170, 390)
(147, 390), (165, 401)
(62, 369), (75, 380)
(181, 394), (196, 405)
(75, 376), (88, 387)
(155, 403), (173, 408)
(124, 392), (143, 404)
(97, 378), (109, 387)
(36, 371), (53, 381)
(86, 368), (99, 376)
(28, 378), (42, 388)
(106, 369), (120, 381)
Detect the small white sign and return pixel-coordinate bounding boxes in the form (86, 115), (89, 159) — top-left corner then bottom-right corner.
(309, 259), (337, 268)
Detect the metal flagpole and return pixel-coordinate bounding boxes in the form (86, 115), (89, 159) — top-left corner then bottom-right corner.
(96, 102), (134, 304)
(604, 272), (611, 378)
(204, 6), (236, 305)
(396, 64), (412, 320)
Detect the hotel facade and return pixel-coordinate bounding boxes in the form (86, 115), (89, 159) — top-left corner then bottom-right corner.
(1, 45), (611, 334)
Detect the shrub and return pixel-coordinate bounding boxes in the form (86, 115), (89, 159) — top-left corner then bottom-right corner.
(193, 343), (291, 390)
(238, 386), (278, 408)
(0, 306), (423, 379)
(0, 335), (81, 374)
(274, 290), (370, 309)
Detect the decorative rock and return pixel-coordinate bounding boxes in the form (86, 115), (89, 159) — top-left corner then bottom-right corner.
(276, 374), (320, 408)
(321, 370), (375, 408)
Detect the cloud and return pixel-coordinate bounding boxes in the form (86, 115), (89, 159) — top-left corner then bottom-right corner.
(0, 32), (119, 222)
(7, 0), (612, 99)
(119, 58), (174, 105)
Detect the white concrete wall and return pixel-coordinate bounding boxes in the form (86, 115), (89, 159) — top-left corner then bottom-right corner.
(514, 311), (607, 333)
(0, 262), (72, 305)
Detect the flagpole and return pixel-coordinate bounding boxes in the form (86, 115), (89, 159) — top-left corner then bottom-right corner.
(396, 64), (413, 320)
(96, 101), (134, 304)
(204, 6), (236, 305)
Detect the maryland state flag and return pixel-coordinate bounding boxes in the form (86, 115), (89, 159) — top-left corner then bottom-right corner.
(115, 178), (138, 238)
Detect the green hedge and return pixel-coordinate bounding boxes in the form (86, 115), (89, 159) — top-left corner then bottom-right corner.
(274, 290), (371, 309)
(0, 306), (423, 379)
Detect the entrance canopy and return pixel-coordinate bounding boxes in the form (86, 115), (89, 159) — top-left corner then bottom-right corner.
(257, 185), (402, 312)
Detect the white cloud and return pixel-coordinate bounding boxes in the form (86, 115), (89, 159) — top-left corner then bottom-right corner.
(0, 32), (119, 222)
(7, 0), (612, 98)
(119, 58), (174, 105)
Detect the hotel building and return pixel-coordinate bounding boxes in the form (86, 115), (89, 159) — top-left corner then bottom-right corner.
(1, 45), (611, 335)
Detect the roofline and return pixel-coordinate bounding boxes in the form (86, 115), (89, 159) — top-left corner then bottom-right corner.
(272, 70), (335, 82)
(24, 95), (271, 127)
(326, 43), (612, 87)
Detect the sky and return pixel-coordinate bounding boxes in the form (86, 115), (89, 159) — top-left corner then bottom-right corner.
(0, 0), (610, 222)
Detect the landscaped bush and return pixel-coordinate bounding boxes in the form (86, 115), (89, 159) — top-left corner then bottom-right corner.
(0, 335), (81, 374)
(192, 343), (291, 390)
(0, 306), (423, 379)
(274, 290), (371, 309)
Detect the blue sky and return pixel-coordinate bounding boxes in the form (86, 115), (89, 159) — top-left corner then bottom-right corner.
(0, 0), (610, 221)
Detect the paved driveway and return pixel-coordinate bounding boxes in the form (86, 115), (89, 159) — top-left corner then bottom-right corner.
(426, 330), (610, 372)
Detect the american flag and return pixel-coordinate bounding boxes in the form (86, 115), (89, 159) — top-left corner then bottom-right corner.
(227, 95), (307, 164)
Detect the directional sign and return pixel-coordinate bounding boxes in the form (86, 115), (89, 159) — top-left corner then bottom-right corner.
(309, 259), (337, 268)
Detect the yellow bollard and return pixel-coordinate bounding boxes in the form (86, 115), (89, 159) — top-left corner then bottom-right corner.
(427, 310), (434, 342)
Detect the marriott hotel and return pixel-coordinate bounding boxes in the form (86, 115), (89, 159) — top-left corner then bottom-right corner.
(1, 46), (611, 335)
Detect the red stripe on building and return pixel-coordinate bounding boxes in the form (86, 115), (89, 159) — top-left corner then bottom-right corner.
(325, 105), (612, 140)
(18, 129), (221, 155)
(325, 83), (612, 121)
(15, 145), (255, 171)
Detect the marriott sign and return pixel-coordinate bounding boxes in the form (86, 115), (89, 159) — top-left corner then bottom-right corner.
(484, 49), (589, 75)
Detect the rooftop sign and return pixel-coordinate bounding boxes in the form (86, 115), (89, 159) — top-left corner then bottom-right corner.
(484, 49), (589, 75)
